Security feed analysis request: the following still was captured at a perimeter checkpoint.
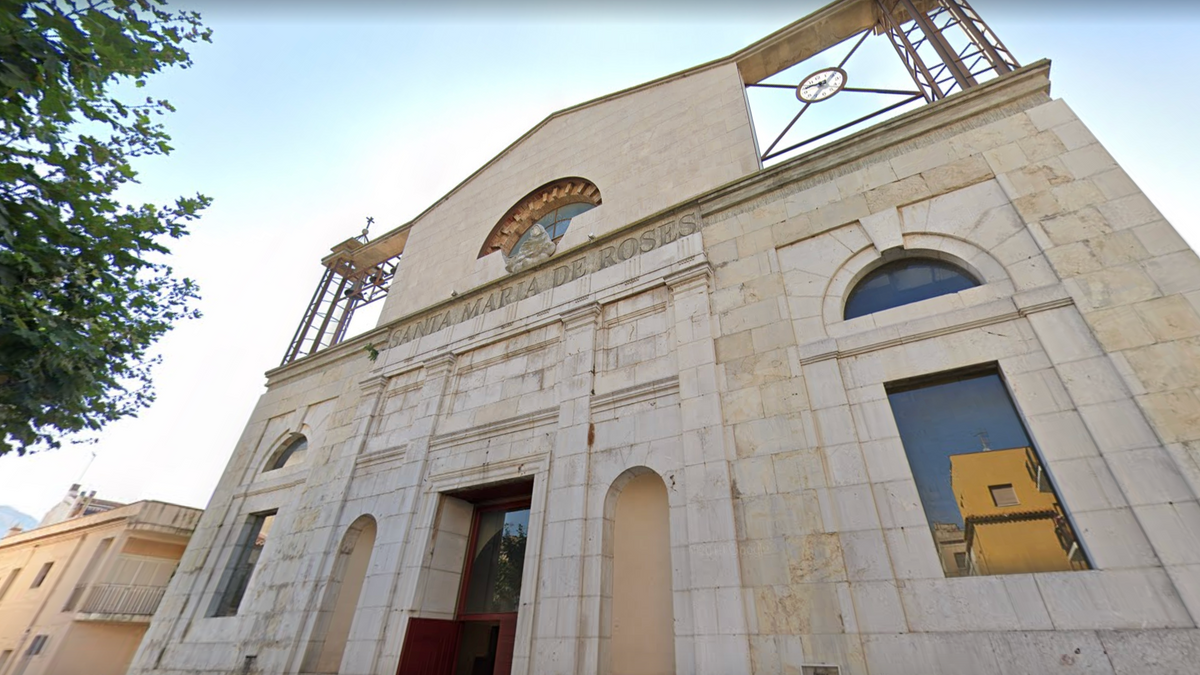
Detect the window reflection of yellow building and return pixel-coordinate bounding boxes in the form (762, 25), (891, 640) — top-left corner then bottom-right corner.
(931, 522), (969, 578)
(949, 447), (1089, 575)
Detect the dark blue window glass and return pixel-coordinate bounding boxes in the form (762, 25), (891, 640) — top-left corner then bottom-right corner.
(844, 258), (979, 320)
(887, 371), (1088, 576)
(888, 373), (1032, 530)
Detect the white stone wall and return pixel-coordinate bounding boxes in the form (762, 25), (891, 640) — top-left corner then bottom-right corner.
(131, 66), (1200, 675)
(696, 77), (1200, 672)
(377, 62), (758, 326)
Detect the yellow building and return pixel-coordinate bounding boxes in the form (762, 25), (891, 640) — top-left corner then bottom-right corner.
(0, 487), (200, 675)
(950, 447), (1086, 576)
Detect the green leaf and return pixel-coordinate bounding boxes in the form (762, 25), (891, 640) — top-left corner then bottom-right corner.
(0, 0), (211, 456)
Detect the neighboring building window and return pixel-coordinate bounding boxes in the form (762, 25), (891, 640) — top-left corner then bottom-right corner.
(212, 511), (276, 617)
(30, 563), (52, 588)
(989, 484), (1019, 507)
(25, 635), (47, 656)
(0, 568), (20, 602)
(267, 436), (307, 472)
(64, 537), (113, 612)
(844, 258), (979, 320)
(887, 368), (1089, 576)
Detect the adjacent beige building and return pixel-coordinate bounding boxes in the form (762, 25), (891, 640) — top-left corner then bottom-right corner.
(131, 1), (1200, 674)
(0, 490), (200, 675)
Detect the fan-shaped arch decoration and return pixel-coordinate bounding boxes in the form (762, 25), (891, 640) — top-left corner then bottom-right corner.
(478, 177), (602, 260)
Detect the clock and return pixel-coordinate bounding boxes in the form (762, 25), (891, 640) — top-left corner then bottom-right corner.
(796, 67), (847, 103)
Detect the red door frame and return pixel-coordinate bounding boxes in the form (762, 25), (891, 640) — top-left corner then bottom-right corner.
(455, 498), (530, 675)
(395, 496), (531, 675)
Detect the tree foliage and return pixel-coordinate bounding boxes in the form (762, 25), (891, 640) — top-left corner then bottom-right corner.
(0, 0), (212, 455)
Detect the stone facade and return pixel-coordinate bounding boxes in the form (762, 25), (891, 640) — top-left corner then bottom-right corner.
(131, 7), (1200, 675)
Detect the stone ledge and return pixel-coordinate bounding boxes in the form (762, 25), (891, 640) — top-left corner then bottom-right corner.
(798, 284), (1073, 364)
(428, 407), (559, 451)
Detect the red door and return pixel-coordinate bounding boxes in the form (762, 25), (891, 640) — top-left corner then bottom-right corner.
(493, 615), (517, 675)
(396, 618), (458, 675)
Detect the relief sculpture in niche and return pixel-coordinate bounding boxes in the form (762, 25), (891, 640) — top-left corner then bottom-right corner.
(502, 222), (557, 274)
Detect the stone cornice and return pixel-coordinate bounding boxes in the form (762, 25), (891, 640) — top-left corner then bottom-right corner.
(591, 376), (681, 415)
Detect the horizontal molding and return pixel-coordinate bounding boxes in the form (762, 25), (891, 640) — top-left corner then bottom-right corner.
(426, 452), (549, 489)
(384, 380), (424, 400)
(237, 477), (306, 499)
(429, 407), (560, 451)
(800, 290), (1074, 365)
(591, 376), (680, 414)
(456, 335), (562, 376)
(602, 300), (667, 328)
(354, 445), (408, 470)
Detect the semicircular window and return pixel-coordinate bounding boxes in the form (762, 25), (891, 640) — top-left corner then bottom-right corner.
(477, 177), (602, 260)
(267, 436), (307, 472)
(512, 202), (595, 254)
(844, 258), (980, 320)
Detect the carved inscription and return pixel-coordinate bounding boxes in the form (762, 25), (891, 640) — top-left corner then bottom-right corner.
(388, 211), (700, 347)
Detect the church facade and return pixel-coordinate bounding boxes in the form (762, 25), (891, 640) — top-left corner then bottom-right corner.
(131, 2), (1200, 674)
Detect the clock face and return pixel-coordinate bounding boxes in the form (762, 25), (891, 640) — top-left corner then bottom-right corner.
(797, 67), (847, 103)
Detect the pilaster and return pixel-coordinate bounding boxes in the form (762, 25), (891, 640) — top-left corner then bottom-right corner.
(370, 353), (461, 674)
(527, 303), (602, 675)
(283, 372), (391, 674)
(666, 262), (754, 675)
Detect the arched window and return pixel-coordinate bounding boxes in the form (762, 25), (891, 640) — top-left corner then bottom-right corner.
(844, 258), (980, 320)
(266, 436), (307, 472)
(512, 201), (595, 252)
(478, 177), (601, 259)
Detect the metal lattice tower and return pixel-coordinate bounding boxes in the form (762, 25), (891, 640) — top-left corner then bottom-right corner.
(281, 225), (408, 365)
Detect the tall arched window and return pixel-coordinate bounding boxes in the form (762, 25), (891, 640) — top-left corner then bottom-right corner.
(844, 258), (980, 320)
(265, 436), (307, 472)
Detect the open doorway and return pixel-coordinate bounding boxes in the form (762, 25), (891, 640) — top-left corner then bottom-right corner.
(397, 479), (533, 675)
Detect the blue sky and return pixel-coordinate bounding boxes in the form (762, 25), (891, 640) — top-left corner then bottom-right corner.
(2, 2), (1198, 519)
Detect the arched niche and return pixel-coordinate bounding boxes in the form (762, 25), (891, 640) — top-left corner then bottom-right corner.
(302, 515), (377, 674)
(603, 468), (674, 675)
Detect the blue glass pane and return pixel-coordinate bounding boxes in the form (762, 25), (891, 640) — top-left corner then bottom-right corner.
(887, 373), (1031, 529)
(514, 202), (596, 255)
(844, 259), (979, 320)
(546, 218), (570, 240)
(557, 202), (594, 220)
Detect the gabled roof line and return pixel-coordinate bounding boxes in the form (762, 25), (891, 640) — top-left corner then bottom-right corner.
(367, 0), (868, 247)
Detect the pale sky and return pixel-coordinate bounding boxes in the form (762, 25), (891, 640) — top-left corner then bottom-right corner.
(3, 1), (1198, 520)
